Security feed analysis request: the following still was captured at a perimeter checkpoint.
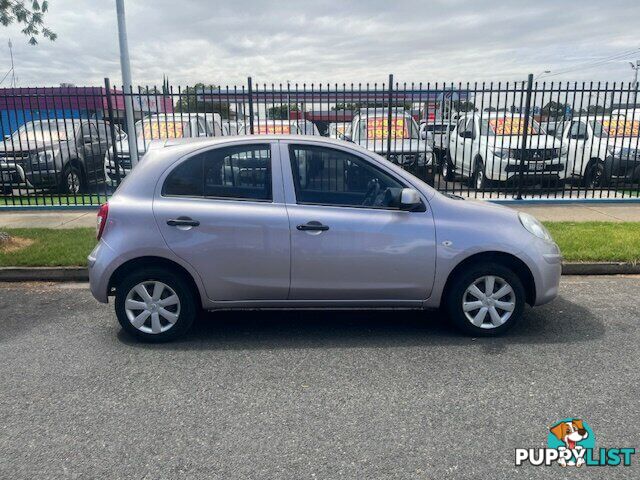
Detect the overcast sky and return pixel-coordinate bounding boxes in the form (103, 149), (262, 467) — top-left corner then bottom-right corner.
(1, 0), (639, 88)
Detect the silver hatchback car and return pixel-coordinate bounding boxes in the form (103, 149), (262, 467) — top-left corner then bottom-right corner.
(88, 136), (561, 341)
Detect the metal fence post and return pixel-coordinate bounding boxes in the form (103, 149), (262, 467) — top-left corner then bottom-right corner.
(104, 78), (121, 185)
(247, 76), (255, 135)
(386, 74), (393, 158)
(517, 73), (534, 200)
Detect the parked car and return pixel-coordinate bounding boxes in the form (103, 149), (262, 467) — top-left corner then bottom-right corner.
(447, 113), (567, 189)
(88, 135), (561, 341)
(346, 108), (433, 168)
(419, 118), (456, 165)
(0, 119), (116, 194)
(328, 122), (352, 140)
(104, 114), (212, 187)
(201, 113), (224, 137)
(556, 115), (640, 186)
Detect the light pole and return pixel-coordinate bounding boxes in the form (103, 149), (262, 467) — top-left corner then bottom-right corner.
(534, 70), (551, 81)
(115, 0), (139, 166)
(630, 61), (639, 105)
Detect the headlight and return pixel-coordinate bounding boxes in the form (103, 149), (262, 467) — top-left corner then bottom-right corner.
(490, 148), (510, 158)
(518, 212), (553, 242)
(31, 149), (58, 166)
(607, 145), (623, 156)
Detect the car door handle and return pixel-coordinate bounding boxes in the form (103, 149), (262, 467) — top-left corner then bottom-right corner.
(167, 217), (200, 227)
(297, 221), (329, 232)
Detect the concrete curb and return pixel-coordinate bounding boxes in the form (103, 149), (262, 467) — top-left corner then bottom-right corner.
(0, 267), (89, 282)
(561, 262), (640, 275)
(0, 263), (639, 283)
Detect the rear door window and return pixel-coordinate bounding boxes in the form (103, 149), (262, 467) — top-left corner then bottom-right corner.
(163, 144), (272, 201)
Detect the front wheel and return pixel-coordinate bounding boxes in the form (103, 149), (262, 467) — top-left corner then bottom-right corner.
(471, 159), (490, 190)
(441, 153), (455, 181)
(445, 263), (525, 336)
(583, 160), (605, 188)
(59, 163), (85, 194)
(115, 267), (197, 342)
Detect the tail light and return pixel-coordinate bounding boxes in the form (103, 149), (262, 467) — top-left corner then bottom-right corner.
(96, 203), (109, 240)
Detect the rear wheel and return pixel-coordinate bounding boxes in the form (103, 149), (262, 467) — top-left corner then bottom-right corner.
(445, 263), (525, 336)
(115, 267), (197, 342)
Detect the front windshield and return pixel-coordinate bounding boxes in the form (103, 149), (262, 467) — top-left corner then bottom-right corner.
(591, 118), (640, 138)
(365, 116), (419, 140)
(138, 118), (190, 140)
(481, 117), (543, 136)
(10, 120), (78, 146)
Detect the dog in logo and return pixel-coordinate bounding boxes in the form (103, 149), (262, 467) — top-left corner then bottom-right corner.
(550, 419), (589, 467)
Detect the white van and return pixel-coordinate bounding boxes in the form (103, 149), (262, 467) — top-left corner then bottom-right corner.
(557, 115), (640, 186)
(447, 113), (567, 189)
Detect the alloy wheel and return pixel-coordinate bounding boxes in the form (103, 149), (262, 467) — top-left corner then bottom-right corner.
(462, 275), (515, 329)
(124, 281), (181, 334)
(475, 167), (484, 189)
(67, 171), (81, 194)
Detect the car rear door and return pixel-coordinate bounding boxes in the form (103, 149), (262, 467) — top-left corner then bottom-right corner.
(280, 141), (436, 304)
(153, 141), (291, 302)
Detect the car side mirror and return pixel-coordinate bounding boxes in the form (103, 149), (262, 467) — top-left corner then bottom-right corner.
(570, 133), (586, 140)
(460, 131), (474, 140)
(82, 134), (93, 144)
(399, 188), (422, 211)
(420, 130), (427, 140)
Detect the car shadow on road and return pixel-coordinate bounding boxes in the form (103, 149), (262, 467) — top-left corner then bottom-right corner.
(116, 295), (605, 351)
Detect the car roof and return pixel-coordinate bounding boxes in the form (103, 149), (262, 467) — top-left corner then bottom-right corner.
(162, 134), (351, 148)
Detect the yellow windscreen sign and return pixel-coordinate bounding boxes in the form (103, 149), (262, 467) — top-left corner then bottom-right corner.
(489, 118), (534, 135)
(602, 119), (640, 137)
(256, 124), (291, 134)
(141, 121), (186, 140)
(366, 117), (407, 140)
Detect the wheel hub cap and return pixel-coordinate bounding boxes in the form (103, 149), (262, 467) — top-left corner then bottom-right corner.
(125, 281), (181, 334)
(462, 275), (516, 329)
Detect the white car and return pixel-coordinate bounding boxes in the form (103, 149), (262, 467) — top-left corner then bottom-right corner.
(447, 113), (567, 189)
(557, 115), (640, 187)
(328, 122), (352, 139)
(347, 108), (433, 168)
(104, 114), (213, 187)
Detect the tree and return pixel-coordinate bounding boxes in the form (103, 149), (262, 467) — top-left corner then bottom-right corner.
(0, 1), (56, 44)
(542, 101), (571, 119)
(267, 103), (300, 120)
(174, 83), (232, 118)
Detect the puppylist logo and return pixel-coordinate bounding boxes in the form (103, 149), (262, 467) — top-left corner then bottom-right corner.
(515, 418), (636, 467)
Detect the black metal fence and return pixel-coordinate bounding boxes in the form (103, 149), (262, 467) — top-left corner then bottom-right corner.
(1, 74), (639, 207)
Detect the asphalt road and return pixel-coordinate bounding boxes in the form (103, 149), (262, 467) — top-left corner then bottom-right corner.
(0, 276), (638, 479)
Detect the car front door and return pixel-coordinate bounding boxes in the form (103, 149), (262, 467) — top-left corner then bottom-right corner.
(281, 141), (436, 304)
(566, 121), (589, 176)
(153, 141), (291, 302)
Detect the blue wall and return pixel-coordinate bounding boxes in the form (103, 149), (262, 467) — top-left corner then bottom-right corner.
(0, 109), (103, 136)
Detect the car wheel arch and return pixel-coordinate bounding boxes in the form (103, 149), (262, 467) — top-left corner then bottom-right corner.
(107, 256), (204, 308)
(441, 251), (536, 306)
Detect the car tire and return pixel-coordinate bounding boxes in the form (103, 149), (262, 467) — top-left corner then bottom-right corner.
(583, 159), (605, 188)
(441, 152), (455, 181)
(445, 262), (525, 337)
(1, 186), (12, 195)
(59, 163), (85, 194)
(471, 159), (489, 190)
(115, 267), (198, 342)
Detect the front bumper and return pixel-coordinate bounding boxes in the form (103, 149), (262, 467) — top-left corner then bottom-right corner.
(525, 237), (562, 306)
(604, 154), (640, 182)
(487, 158), (567, 182)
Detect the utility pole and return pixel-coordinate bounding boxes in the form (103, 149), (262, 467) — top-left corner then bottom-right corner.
(115, 0), (139, 166)
(8, 39), (15, 87)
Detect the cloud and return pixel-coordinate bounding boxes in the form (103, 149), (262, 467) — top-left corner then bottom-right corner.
(0, 0), (638, 87)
